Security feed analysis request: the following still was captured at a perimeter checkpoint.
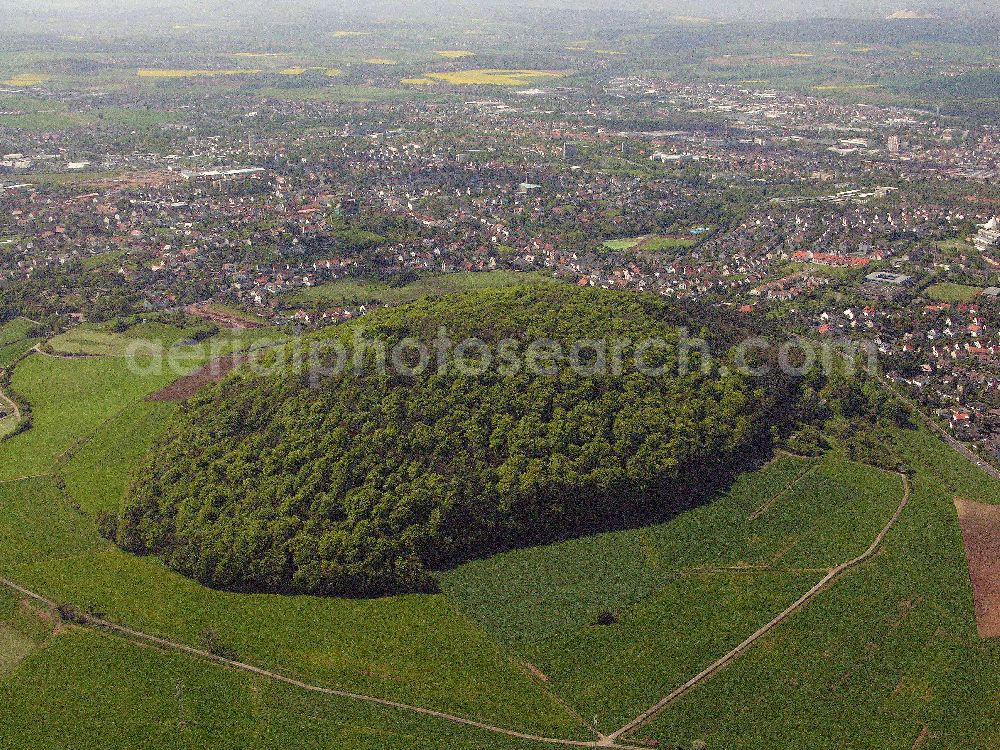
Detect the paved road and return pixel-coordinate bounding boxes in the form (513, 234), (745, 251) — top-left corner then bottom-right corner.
(606, 472), (911, 744)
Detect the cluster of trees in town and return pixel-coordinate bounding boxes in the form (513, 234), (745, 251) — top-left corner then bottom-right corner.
(781, 364), (913, 471)
(0, 261), (143, 325)
(107, 284), (801, 597)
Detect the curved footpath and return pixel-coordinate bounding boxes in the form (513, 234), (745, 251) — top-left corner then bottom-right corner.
(0, 384), (20, 423)
(0, 575), (638, 750)
(605, 472), (911, 744)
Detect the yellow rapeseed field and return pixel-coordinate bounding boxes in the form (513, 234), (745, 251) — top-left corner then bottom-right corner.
(425, 69), (565, 86)
(2, 73), (51, 86)
(137, 69), (260, 78)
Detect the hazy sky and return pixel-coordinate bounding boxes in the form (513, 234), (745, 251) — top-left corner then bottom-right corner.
(0, 0), (985, 20)
(0, 0), (992, 41)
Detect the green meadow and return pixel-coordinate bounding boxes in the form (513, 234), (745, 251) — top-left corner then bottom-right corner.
(442, 456), (906, 731)
(643, 429), (1000, 749)
(288, 271), (553, 307)
(0, 629), (562, 750)
(924, 282), (983, 304)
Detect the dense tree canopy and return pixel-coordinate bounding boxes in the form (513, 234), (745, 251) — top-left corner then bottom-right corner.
(113, 285), (783, 596)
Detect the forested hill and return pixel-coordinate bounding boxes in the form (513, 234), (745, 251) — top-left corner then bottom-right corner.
(111, 284), (792, 597)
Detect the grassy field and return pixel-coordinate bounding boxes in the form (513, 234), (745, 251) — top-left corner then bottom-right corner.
(0, 318), (40, 369)
(0, 628), (563, 750)
(602, 236), (697, 252)
(0, 322), (280, 480)
(640, 428), (1000, 749)
(0, 589), (51, 678)
(602, 237), (645, 251)
(288, 271), (553, 307)
(0, 318), (36, 347)
(925, 282), (983, 303)
(935, 238), (979, 255)
(0, 95), (92, 131)
(47, 321), (221, 357)
(62, 400), (178, 515)
(441, 455), (906, 732)
(0, 355), (182, 481)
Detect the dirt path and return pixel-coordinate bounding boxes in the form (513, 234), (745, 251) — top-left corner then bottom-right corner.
(30, 343), (96, 360)
(606, 472), (911, 745)
(0, 575), (641, 750)
(748, 461), (817, 522)
(0, 384), (20, 422)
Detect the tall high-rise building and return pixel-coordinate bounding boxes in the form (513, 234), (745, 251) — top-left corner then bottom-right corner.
(887, 135), (901, 154)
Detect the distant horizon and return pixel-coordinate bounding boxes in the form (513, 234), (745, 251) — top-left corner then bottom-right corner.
(0, 0), (996, 24)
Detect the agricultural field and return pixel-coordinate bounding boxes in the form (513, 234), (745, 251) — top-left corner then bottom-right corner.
(0, 321), (273, 480)
(424, 70), (565, 86)
(642, 429), (1000, 750)
(288, 271), (553, 307)
(441, 456), (908, 731)
(439, 432), (1000, 748)
(137, 69), (262, 79)
(0, 629), (557, 750)
(0, 318), (40, 368)
(1, 73), (50, 87)
(0, 589), (52, 678)
(46, 323), (209, 357)
(924, 282), (984, 303)
(0, 354), (182, 480)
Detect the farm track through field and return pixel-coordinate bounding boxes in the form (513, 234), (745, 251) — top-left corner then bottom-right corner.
(0, 573), (638, 750)
(606, 471), (912, 744)
(30, 343), (99, 360)
(0, 384), (21, 423)
(748, 461), (818, 522)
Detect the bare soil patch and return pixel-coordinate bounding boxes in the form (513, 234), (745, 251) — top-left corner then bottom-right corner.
(185, 303), (263, 330)
(147, 356), (238, 402)
(954, 498), (1000, 638)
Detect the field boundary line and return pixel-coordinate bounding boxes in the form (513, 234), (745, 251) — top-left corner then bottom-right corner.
(606, 472), (911, 744)
(748, 461), (818, 522)
(0, 574), (643, 750)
